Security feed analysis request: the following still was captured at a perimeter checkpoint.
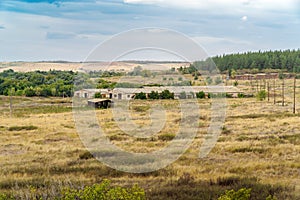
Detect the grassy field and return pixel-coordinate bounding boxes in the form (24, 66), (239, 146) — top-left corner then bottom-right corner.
(0, 80), (299, 199)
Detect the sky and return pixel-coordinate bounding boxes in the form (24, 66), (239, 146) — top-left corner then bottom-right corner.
(0, 0), (299, 61)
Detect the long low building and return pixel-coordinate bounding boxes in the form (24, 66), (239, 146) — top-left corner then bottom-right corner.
(74, 86), (241, 100)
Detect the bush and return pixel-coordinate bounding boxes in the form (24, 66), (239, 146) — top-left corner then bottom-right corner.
(214, 77), (223, 85)
(158, 133), (176, 141)
(134, 92), (147, 100)
(218, 188), (251, 200)
(206, 77), (213, 85)
(148, 91), (159, 99)
(256, 90), (267, 101)
(94, 92), (101, 98)
(61, 179), (145, 200)
(160, 90), (174, 99)
(0, 193), (13, 200)
(226, 93), (233, 98)
(79, 151), (94, 160)
(196, 91), (206, 99)
(238, 93), (244, 98)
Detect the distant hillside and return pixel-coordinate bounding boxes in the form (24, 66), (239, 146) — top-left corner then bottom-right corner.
(212, 49), (300, 73)
(0, 61), (186, 72)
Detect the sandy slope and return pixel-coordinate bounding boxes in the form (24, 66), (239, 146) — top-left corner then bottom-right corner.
(0, 62), (188, 72)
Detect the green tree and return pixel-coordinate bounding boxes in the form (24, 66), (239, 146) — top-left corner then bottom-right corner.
(135, 92), (147, 100)
(160, 90), (174, 99)
(196, 91), (206, 99)
(24, 87), (36, 97)
(148, 91), (159, 99)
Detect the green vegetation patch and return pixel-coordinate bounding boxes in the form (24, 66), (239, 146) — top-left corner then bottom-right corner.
(8, 125), (38, 131)
(158, 133), (176, 141)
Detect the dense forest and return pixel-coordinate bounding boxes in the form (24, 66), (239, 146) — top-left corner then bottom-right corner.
(179, 49), (300, 75)
(0, 69), (76, 97)
(213, 49), (300, 72)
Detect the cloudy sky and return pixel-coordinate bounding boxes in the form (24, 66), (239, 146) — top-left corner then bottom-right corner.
(0, 0), (299, 61)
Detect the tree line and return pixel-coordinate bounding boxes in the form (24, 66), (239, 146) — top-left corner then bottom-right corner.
(0, 69), (76, 97)
(213, 49), (300, 72)
(179, 49), (300, 74)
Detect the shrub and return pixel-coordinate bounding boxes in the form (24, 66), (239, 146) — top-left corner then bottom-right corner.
(256, 90), (267, 101)
(158, 133), (176, 141)
(196, 91), (206, 99)
(238, 93), (244, 98)
(226, 93), (233, 98)
(8, 125), (38, 131)
(134, 92), (147, 100)
(94, 92), (101, 98)
(234, 80), (239, 86)
(61, 179), (145, 200)
(214, 77), (223, 85)
(148, 91), (159, 99)
(218, 188), (251, 200)
(79, 151), (94, 160)
(160, 90), (174, 99)
(206, 77), (213, 85)
(0, 193), (13, 200)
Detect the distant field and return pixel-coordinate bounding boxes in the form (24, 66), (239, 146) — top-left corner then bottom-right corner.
(0, 62), (188, 72)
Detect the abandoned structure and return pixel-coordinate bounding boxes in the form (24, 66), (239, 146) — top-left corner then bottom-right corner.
(87, 99), (113, 109)
(74, 86), (241, 100)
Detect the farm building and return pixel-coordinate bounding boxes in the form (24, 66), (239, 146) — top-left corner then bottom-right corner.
(74, 86), (241, 100)
(87, 99), (113, 109)
(74, 89), (112, 99)
(111, 86), (241, 99)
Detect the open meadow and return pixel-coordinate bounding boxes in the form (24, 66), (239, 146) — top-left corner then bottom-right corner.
(0, 80), (299, 199)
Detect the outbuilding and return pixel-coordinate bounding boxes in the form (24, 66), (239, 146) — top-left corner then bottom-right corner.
(87, 99), (113, 109)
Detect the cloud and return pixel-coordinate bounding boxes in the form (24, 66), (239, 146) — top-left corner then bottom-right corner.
(241, 16), (248, 21)
(0, 0), (299, 61)
(124, 0), (297, 11)
(0, 25), (5, 29)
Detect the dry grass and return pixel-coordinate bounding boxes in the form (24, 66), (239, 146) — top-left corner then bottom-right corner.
(0, 80), (299, 199)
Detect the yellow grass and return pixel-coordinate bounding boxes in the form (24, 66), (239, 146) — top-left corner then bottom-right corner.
(0, 78), (299, 198)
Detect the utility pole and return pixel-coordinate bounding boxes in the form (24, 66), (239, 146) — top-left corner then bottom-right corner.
(293, 77), (296, 114)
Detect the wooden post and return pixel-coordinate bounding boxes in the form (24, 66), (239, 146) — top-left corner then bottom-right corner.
(282, 78), (285, 106)
(293, 77), (296, 114)
(9, 95), (12, 118)
(267, 82), (270, 102)
(273, 78), (276, 104)
(9, 88), (13, 118)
